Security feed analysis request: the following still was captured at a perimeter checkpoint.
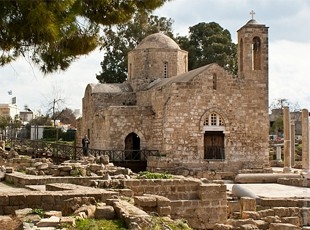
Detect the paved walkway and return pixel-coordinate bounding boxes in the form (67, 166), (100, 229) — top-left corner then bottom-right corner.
(0, 181), (31, 193)
(225, 182), (310, 198)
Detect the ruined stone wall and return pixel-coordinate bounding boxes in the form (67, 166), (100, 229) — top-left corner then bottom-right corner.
(0, 189), (116, 215)
(123, 179), (227, 229)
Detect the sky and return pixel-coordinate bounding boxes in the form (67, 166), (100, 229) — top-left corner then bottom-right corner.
(1, 0), (310, 114)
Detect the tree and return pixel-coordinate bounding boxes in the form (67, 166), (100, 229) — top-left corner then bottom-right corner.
(176, 22), (238, 75)
(0, 115), (11, 136)
(269, 98), (301, 140)
(0, 0), (170, 74)
(96, 12), (174, 83)
(53, 108), (77, 127)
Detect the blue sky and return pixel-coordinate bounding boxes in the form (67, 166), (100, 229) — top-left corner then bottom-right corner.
(1, 0), (310, 114)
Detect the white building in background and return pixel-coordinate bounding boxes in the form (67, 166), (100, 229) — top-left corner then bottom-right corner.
(0, 103), (19, 119)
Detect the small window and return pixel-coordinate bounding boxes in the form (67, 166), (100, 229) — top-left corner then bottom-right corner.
(129, 63), (132, 80)
(212, 74), (217, 90)
(164, 62), (168, 78)
(252, 36), (261, 70)
(239, 38), (243, 72)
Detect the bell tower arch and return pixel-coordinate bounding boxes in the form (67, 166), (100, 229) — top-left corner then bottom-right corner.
(237, 11), (269, 80)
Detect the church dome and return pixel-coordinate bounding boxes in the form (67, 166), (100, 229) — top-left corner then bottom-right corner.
(135, 32), (181, 50)
(246, 19), (260, 25)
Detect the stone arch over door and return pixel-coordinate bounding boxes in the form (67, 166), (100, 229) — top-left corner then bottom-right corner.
(125, 132), (140, 160)
(200, 110), (227, 160)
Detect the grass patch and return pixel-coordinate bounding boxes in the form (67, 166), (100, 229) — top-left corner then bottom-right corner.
(66, 218), (126, 230)
(28, 208), (45, 218)
(137, 171), (174, 179)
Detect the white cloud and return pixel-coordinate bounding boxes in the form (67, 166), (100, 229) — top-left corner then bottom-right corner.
(269, 40), (310, 109)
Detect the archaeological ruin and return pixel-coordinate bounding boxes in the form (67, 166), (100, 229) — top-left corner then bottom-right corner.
(1, 17), (310, 230)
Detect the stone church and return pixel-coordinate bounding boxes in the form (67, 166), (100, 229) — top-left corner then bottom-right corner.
(77, 18), (270, 174)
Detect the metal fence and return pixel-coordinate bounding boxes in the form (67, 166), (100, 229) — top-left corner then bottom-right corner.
(5, 137), (160, 164)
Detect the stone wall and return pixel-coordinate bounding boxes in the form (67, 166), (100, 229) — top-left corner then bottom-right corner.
(123, 178), (227, 229)
(0, 189), (117, 215)
(145, 64), (269, 173)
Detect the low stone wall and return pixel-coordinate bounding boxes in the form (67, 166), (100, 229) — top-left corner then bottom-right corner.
(221, 197), (310, 229)
(0, 188), (118, 215)
(122, 178), (201, 200)
(278, 177), (310, 187)
(5, 172), (102, 187)
(234, 173), (302, 183)
(123, 178), (227, 229)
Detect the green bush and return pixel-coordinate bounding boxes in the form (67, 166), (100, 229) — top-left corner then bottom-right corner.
(137, 171), (174, 179)
(43, 127), (64, 140)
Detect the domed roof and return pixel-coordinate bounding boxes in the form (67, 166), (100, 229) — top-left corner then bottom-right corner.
(246, 19), (260, 25)
(135, 32), (180, 50)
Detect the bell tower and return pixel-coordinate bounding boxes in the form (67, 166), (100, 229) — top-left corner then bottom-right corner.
(237, 11), (269, 80)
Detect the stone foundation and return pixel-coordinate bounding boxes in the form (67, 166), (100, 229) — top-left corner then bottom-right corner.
(0, 187), (117, 215)
(123, 178), (227, 229)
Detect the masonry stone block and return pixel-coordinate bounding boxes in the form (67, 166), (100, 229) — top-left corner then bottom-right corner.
(240, 197), (256, 213)
(60, 216), (75, 227)
(254, 219), (269, 230)
(281, 216), (300, 227)
(134, 196), (157, 207)
(95, 205), (115, 219)
(269, 223), (301, 230)
(10, 195), (26, 206)
(241, 211), (260, 219)
(258, 209), (275, 217)
(4, 205), (20, 215)
(0, 195), (9, 206)
(301, 208), (310, 226)
(26, 194), (43, 206)
(155, 195), (170, 206)
(157, 206), (171, 216)
(36, 216), (60, 228)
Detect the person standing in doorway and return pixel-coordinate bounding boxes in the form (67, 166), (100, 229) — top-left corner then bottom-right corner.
(82, 135), (90, 156)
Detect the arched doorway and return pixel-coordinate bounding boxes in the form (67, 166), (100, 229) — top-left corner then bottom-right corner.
(125, 132), (140, 160)
(203, 112), (225, 160)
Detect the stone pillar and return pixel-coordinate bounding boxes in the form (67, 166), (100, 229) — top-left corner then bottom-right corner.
(240, 197), (256, 215)
(275, 145), (282, 162)
(302, 109), (310, 173)
(290, 120), (295, 167)
(283, 106), (291, 173)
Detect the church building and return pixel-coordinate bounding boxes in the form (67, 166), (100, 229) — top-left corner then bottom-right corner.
(77, 18), (270, 174)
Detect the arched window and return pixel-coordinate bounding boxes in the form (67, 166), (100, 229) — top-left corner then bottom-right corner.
(164, 62), (168, 78)
(252, 37), (261, 70)
(204, 112), (224, 127)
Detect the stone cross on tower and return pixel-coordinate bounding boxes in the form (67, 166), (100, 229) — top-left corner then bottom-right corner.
(250, 10), (255, 19)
